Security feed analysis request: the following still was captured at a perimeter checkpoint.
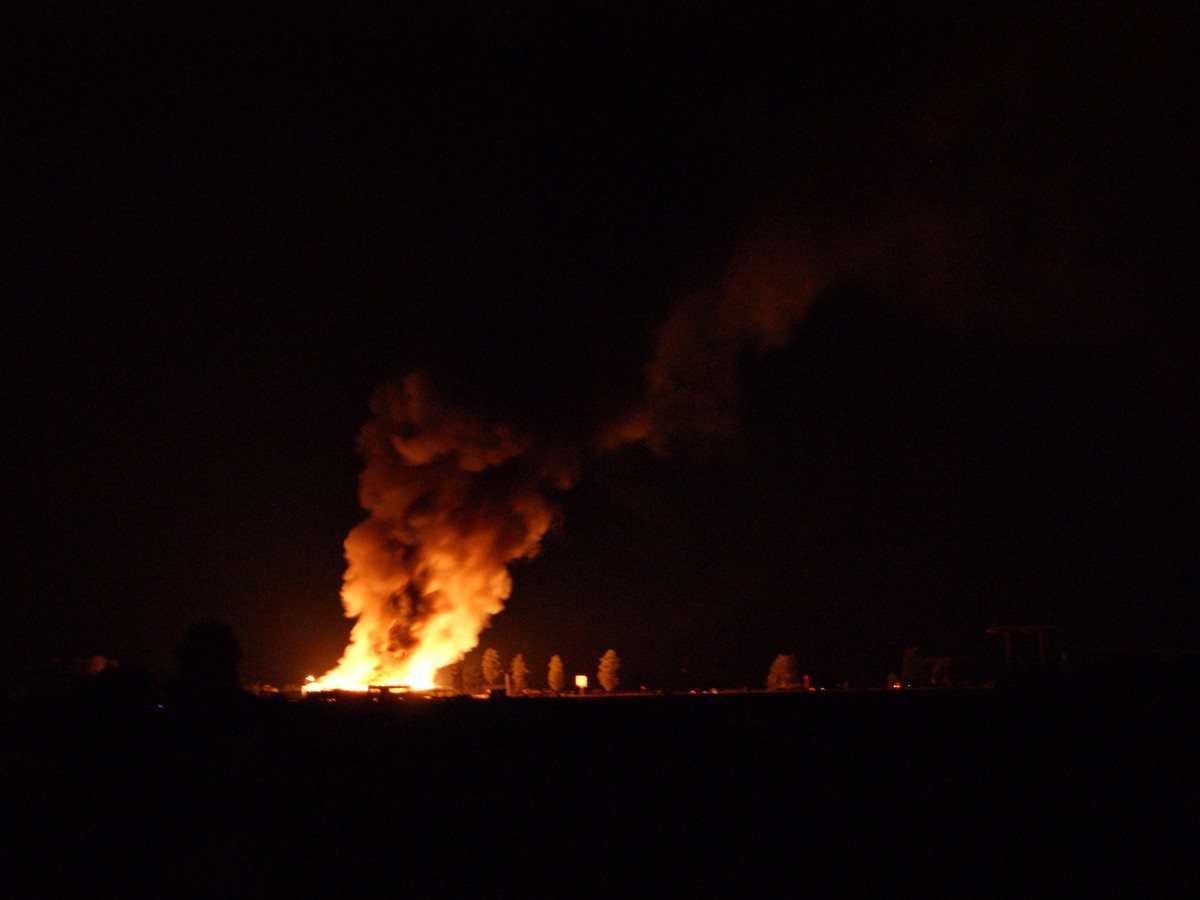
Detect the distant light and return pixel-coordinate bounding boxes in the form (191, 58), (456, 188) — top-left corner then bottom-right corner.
(575, 675), (588, 689)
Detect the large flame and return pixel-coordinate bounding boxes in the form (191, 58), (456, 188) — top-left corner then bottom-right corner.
(306, 375), (565, 693)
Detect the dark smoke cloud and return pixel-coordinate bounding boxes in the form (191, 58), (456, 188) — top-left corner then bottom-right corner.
(626, 8), (1177, 453)
(317, 3), (1189, 684)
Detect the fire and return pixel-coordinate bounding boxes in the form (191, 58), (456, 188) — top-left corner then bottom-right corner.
(306, 375), (566, 694)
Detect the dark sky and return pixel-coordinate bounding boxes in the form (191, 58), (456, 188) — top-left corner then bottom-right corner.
(6, 3), (1195, 688)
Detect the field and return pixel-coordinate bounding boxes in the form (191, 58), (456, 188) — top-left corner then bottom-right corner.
(4, 687), (1194, 894)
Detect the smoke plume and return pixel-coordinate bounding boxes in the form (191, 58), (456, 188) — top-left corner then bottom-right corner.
(639, 223), (845, 452)
(313, 59), (1133, 689)
(313, 226), (840, 690)
(309, 374), (571, 691)
(313, 182), (1119, 690)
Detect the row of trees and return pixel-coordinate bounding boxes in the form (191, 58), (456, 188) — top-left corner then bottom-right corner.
(450, 649), (815, 693)
(466, 648), (621, 693)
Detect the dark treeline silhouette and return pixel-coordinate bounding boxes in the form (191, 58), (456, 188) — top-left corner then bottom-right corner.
(165, 621), (246, 712)
(0, 622), (253, 721)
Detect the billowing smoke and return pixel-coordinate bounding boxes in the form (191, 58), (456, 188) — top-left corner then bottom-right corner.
(312, 67), (1130, 690)
(312, 229), (839, 690)
(639, 223), (845, 452)
(309, 374), (573, 691)
(312, 191), (1111, 690)
(309, 219), (975, 690)
(306, 8), (1169, 689)
(634, 180), (1121, 455)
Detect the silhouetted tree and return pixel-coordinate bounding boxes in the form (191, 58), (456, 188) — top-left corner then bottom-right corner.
(463, 657), (484, 694)
(174, 621), (243, 705)
(766, 654), (799, 691)
(438, 659), (464, 693)
(510, 654), (528, 693)
(901, 646), (934, 686)
(598, 649), (620, 692)
(482, 647), (501, 686)
(547, 654), (565, 693)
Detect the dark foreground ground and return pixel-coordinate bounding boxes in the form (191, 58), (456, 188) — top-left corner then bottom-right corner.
(4, 686), (1196, 895)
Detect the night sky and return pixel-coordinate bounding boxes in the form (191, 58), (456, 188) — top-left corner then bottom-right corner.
(7, 3), (1195, 689)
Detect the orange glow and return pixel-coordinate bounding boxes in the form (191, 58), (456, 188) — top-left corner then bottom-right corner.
(306, 375), (567, 694)
(575, 675), (588, 689)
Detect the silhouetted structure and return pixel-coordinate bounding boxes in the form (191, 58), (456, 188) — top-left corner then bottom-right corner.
(171, 621), (244, 707)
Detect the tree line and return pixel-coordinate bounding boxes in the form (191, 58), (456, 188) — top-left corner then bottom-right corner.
(445, 649), (811, 694)
(443, 648), (621, 694)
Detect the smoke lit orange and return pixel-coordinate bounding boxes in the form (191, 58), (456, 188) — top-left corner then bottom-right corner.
(306, 375), (564, 693)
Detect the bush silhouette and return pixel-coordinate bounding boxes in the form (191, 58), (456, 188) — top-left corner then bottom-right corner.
(174, 621), (243, 704)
